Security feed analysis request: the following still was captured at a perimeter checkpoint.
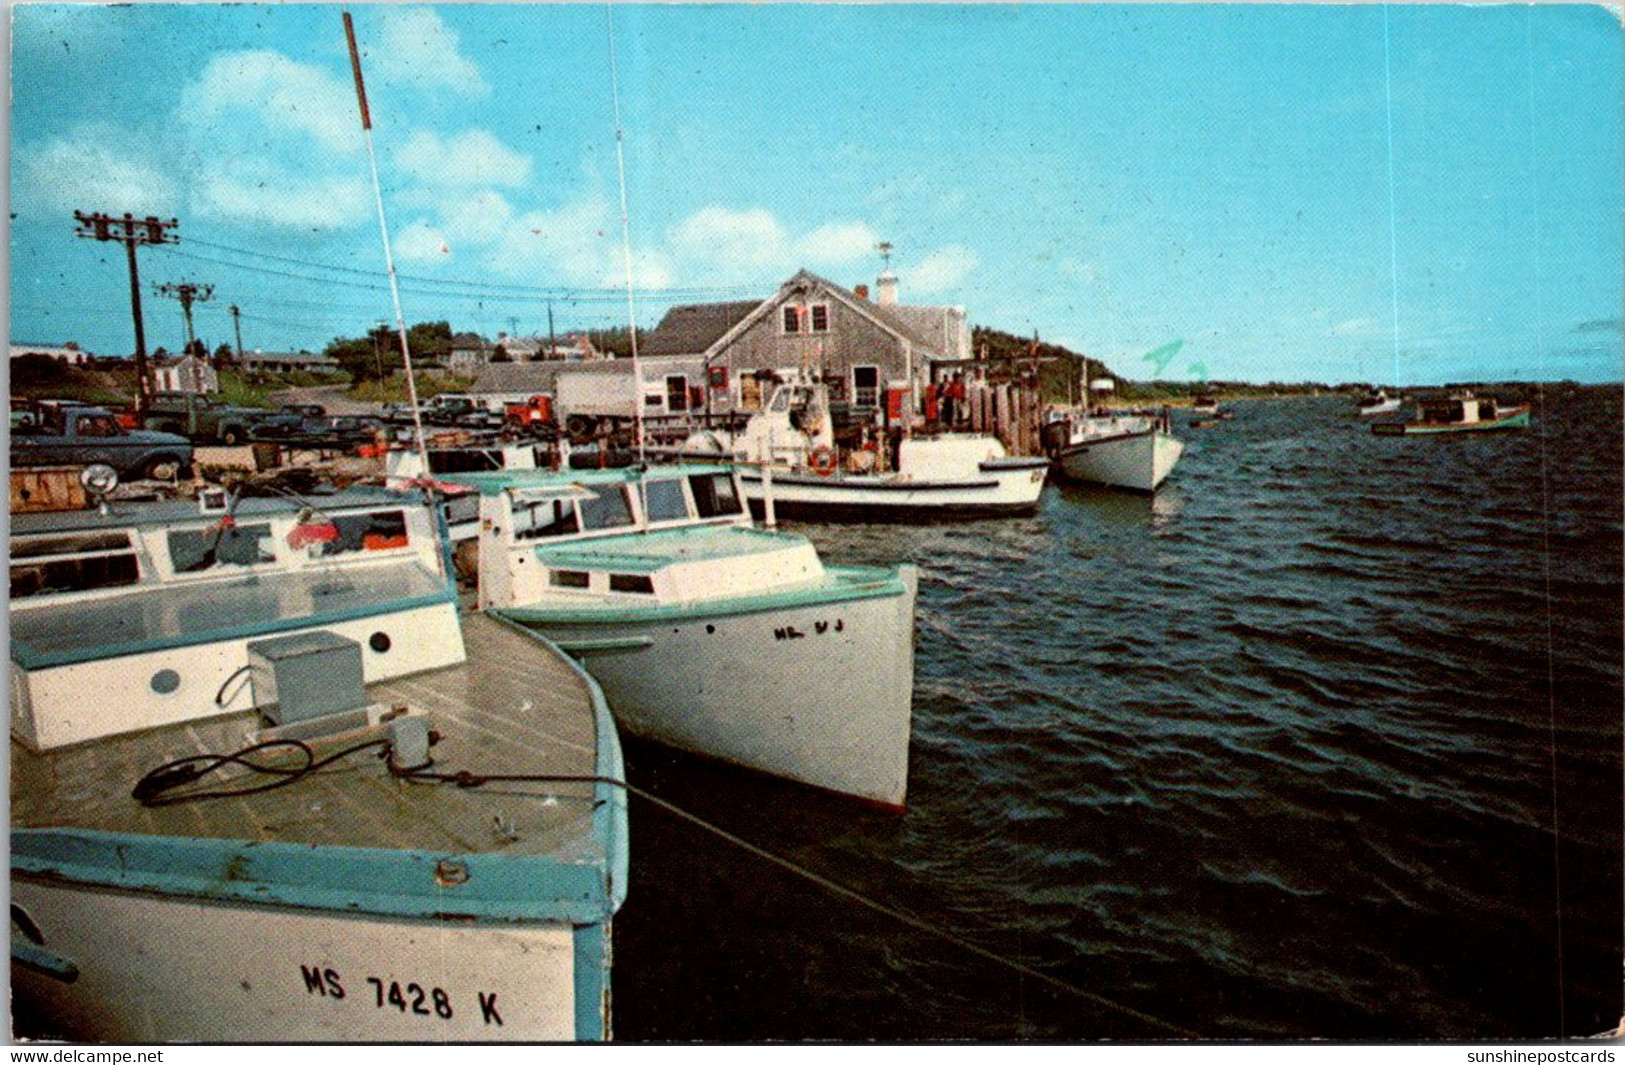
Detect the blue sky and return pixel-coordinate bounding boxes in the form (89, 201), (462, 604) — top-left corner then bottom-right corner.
(9, 4), (1623, 385)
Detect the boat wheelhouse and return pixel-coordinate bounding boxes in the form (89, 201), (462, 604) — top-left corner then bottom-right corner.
(453, 464), (919, 809)
(1370, 391), (1531, 435)
(11, 487), (627, 1041)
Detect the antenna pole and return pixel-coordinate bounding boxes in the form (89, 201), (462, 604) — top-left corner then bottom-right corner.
(606, 5), (645, 463)
(344, 10), (431, 477)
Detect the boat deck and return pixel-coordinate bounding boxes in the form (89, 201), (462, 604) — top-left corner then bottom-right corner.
(13, 613), (605, 863)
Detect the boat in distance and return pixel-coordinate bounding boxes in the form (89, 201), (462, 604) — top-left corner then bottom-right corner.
(10, 485), (627, 1040)
(452, 463), (919, 810)
(1356, 388), (1403, 416)
(1370, 391), (1531, 435)
(684, 381), (1049, 522)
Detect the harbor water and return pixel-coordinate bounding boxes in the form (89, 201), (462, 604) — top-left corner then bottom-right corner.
(614, 389), (1623, 1041)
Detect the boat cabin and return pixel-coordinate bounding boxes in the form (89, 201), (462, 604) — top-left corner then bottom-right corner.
(9, 487), (464, 750)
(449, 465), (828, 614)
(1419, 392), (1496, 425)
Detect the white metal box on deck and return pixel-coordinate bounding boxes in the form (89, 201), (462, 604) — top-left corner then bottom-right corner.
(247, 630), (364, 725)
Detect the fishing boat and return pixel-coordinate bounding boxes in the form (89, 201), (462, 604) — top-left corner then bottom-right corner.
(386, 438), (559, 542)
(453, 464), (920, 810)
(682, 381), (1049, 521)
(1189, 394), (1220, 416)
(1046, 409), (1184, 492)
(1355, 388), (1402, 416)
(10, 483), (628, 1041)
(1370, 391), (1531, 435)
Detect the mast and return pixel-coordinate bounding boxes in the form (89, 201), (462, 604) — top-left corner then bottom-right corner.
(343, 11), (432, 478)
(606, 5), (645, 463)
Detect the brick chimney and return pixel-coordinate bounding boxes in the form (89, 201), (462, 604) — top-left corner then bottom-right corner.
(855, 283), (870, 300)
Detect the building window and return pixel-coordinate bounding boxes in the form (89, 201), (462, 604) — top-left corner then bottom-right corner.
(853, 365), (880, 409)
(809, 304), (829, 333)
(781, 305), (801, 334)
(665, 375), (689, 413)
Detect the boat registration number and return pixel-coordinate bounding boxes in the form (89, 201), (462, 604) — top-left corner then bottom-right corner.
(302, 965), (507, 1026)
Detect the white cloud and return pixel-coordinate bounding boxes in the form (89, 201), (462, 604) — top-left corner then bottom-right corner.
(795, 222), (879, 266)
(1329, 317), (1378, 337)
(372, 8), (488, 98)
(15, 130), (178, 216)
(180, 50), (359, 155)
(909, 245), (979, 294)
(394, 129), (531, 189)
(439, 191), (517, 246)
(194, 170), (370, 230)
(669, 206), (788, 272)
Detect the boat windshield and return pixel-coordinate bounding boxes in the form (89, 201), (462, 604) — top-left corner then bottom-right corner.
(578, 486), (635, 531)
(689, 472), (743, 518)
(643, 479), (690, 523)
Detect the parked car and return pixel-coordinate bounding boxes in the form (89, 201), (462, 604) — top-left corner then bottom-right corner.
(11, 404), (193, 481)
(298, 415), (386, 449)
(138, 393), (282, 446)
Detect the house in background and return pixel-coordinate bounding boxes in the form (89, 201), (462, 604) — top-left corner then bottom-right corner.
(151, 353), (219, 394)
(239, 350), (342, 376)
(642, 269), (969, 417)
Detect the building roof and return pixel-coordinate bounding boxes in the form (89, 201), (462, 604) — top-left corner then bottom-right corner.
(643, 301), (760, 357)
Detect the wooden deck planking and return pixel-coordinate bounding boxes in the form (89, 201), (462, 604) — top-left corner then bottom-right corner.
(13, 612), (605, 862)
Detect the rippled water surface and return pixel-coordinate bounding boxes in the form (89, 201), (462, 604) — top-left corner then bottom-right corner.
(616, 390), (1623, 1041)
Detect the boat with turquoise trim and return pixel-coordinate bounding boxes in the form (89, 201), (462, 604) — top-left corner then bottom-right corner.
(10, 485), (628, 1041)
(453, 464), (920, 810)
(1370, 391), (1531, 435)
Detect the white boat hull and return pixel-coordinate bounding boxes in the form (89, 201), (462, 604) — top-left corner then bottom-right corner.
(1357, 398), (1402, 416)
(1057, 427), (1184, 492)
(11, 879), (596, 1042)
(738, 463), (1046, 521)
(508, 567), (919, 809)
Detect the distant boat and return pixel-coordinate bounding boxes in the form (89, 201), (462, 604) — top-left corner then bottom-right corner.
(1370, 391), (1530, 435)
(1356, 388), (1402, 416)
(1046, 410), (1183, 492)
(1189, 394), (1220, 416)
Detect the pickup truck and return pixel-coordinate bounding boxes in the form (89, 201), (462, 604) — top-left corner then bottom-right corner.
(138, 392), (294, 445)
(11, 404), (194, 481)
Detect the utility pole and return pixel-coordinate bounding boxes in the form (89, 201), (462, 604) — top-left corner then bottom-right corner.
(229, 304), (245, 368)
(73, 211), (178, 410)
(155, 281), (214, 434)
(547, 300), (556, 360)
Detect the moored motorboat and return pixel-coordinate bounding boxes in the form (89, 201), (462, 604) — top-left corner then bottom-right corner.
(1370, 391), (1530, 435)
(453, 464), (919, 809)
(684, 382), (1048, 521)
(386, 438), (559, 542)
(10, 485), (627, 1040)
(1046, 410), (1184, 492)
(1189, 394), (1220, 416)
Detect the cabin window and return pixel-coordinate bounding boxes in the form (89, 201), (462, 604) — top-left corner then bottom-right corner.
(644, 479), (690, 523)
(853, 366), (880, 409)
(809, 303), (830, 333)
(579, 486), (635, 531)
(10, 531), (141, 599)
(316, 509), (410, 556)
(665, 375), (689, 413)
(609, 573), (655, 595)
(781, 306), (801, 334)
(515, 498), (580, 540)
(689, 472), (743, 518)
(550, 569), (590, 589)
(167, 522), (275, 573)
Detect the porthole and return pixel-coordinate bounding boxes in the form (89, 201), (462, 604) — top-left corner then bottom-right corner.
(369, 632), (392, 654)
(150, 669), (181, 695)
